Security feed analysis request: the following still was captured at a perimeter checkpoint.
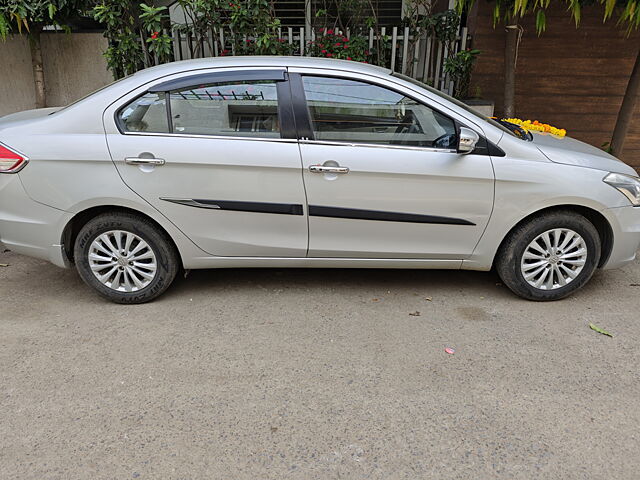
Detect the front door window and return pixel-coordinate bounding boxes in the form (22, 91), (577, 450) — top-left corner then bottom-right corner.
(302, 76), (457, 149)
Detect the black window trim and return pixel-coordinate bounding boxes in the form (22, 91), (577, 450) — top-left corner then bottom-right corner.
(148, 69), (287, 93)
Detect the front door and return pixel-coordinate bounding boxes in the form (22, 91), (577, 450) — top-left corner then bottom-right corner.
(292, 73), (495, 259)
(104, 69), (308, 257)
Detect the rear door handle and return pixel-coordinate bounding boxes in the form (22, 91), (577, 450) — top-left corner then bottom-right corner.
(309, 165), (349, 174)
(125, 157), (165, 166)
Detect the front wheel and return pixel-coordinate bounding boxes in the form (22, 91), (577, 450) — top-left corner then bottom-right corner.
(496, 211), (601, 301)
(74, 212), (179, 304)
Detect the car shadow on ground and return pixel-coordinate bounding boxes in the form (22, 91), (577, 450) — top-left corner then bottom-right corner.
(165, 266), (508, 299)
(0, 249), (629, 305)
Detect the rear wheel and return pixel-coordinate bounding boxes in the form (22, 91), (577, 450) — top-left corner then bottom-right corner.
(74, 212), (179, 304)
(496, 211), (601, 301)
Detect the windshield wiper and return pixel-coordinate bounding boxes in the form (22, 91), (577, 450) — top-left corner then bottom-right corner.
(496, 119), (532, 141)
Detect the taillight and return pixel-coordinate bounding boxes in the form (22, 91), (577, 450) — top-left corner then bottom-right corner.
(0, 144), (28, 173)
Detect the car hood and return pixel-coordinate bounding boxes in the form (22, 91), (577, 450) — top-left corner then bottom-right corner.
(531, 133), (637, 176)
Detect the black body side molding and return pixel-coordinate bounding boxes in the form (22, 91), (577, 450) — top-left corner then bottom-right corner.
(161, 198), (474, 225)
(308, 205), (475, 225)
(161, 198), (304, 215)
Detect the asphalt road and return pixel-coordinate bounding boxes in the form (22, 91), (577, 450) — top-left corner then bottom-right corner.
(1, 249), (639, 479)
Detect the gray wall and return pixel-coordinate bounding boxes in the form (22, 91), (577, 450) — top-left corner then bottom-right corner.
(0, 32), (113, 117)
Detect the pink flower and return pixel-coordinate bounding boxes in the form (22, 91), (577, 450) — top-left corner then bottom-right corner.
(347, 56), (352, 60)
(327, 29), (334, 35)
(326, 52), (333, 57)
(321, 49), (327, 53)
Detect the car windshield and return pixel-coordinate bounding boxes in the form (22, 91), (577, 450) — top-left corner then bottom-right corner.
(391, 72), (526, 140)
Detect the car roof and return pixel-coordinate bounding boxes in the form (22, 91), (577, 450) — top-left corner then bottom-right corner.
(132, 56), (392, 79)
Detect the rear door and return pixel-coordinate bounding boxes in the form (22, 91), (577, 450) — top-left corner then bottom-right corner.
(104, 68), (308, 257)
(289, 71), (495, 259)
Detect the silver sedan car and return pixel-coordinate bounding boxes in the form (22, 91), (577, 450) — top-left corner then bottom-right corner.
(1, 57), (639, 303)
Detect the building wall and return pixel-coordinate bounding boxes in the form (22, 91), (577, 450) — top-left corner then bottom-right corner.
(0, 32), (113, 117)
(469, 3), (640, 169)
(0, 36), (37, 117)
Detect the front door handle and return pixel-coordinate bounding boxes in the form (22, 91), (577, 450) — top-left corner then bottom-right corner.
(125, 157), (165, 166)
(309, 165), (349, 174)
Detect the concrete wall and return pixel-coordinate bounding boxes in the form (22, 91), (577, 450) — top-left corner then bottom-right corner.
(0, 32), (113, 117)
(0, 36), (36, 117)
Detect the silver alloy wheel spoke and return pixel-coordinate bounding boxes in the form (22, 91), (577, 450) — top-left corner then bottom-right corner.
(93, 239), (116, 258)
(523, 251), (545, 261)
(88, 230), (158, 293)
(90, 261), (117, 271)
(522, 259), (547, 271)
(520, 228), (588, 291)
(561, 248), (587, 259)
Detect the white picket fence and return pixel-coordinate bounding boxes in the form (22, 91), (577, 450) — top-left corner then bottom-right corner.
(169, 25), (469, 95)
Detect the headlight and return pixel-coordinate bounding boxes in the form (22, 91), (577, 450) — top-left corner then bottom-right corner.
(603, 172), (640, 206)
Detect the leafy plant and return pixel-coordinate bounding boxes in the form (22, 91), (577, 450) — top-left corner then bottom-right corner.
(308, 28), (371, 62)
(173, 0), (296, 58)
(227, 1), (296, 55)
(174, 0), (224, 57)
(93, 0), (173, 78)
(140, 4), (172, 63)
(444, 48), (480, 99)
(93, 0), (145, 78)
(401, 3), (463, 80)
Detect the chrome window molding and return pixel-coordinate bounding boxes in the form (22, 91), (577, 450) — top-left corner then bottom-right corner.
(299, 139), (457, 154)
(118, 132), (455, 152)
(119, 131), (300, 144)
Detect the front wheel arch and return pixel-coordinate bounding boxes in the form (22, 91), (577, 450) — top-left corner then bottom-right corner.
(493, 204), (613, 270)
(61, 205), (183, 267)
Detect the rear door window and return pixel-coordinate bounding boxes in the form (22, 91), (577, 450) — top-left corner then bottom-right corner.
(119, 92), (169, 133)
(118, 78), (283, 138)
(169, 80), (281, 137)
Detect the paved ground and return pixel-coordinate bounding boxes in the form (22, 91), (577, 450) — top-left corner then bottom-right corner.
(1, 249), (639, 480)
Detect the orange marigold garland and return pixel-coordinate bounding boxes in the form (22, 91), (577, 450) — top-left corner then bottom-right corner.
(502, 118), (566, 137)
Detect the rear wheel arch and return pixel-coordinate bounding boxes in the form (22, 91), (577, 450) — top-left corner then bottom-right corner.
(494, 204), (614, 269)
(61, 205), (183, 267)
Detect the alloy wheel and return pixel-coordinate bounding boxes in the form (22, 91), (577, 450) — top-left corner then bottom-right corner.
(520, 228), (588, 290)
(88, 230), (158, 292)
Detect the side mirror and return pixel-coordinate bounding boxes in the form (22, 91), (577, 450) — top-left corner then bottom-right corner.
(458, 127), (480, 154)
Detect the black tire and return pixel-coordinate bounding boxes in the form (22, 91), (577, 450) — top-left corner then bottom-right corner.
(74, 212), (179, 304)
(495, 210), (601, 301)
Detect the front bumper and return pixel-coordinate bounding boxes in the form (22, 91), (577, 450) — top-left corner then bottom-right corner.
(601, 205), (640, 269)
(0, 174), (72, 268)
